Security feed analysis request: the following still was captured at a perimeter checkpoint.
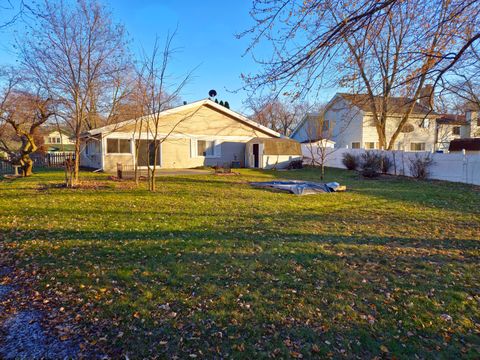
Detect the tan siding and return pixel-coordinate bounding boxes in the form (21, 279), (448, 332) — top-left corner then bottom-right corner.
(113, 105), (273, 138)
(104, 154), (134, 173)
(161, 138), (202, 168)
(86, 102), (278, 171)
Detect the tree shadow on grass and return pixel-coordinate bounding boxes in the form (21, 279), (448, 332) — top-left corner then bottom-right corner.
(9, 229), (479, 358)
(6, 227), (479, 253)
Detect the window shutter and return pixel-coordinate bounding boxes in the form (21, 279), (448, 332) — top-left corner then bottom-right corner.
(214, 140), (222, 157)
(190, 138), (197, 158)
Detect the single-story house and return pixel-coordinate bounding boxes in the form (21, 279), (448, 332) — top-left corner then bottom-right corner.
(245, 137), (302, 169)
(80, 99), (301, 172)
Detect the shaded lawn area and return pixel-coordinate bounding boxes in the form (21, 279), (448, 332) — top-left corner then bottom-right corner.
(1, 168), (479, 358)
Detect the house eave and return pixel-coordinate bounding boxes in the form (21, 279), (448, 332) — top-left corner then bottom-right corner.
(81, 99), (281, 139)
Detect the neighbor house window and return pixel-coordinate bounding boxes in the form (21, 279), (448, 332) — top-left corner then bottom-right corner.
(107, 139), (131, 154)
(364, 142), (376, 150)
(452, 126), (460, 135)
(420, 119), (430, 128)
(351, 142), (360, 149)
(410, 142), (425, 151)
(197, 140), (214, 157)
(48, 137), (61, 144)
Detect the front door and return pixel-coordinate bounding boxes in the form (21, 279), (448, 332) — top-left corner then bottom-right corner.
(136, 140), (161, 167)
(253, 143), (259, 168)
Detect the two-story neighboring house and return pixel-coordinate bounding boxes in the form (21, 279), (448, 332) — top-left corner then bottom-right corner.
(461, 110), (480, 139)
(435, 110), (479, 152)
(43, 130), (75, 153)
(291, 93), (438, 151)
(435, 114), (466, 152)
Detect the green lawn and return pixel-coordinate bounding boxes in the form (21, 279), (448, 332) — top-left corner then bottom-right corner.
(1, 168), (479, 358)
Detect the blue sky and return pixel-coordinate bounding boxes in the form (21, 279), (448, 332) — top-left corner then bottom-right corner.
(0, 0), (337, 112)
(111, 0), (260, 110)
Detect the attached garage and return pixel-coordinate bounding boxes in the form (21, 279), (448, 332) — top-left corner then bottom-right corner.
(245, 137), (303, 169)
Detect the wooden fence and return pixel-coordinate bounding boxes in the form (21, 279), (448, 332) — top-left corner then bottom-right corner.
(0, 153), (76, 175)
(0, 160), (13, 175)
(31, 153), (76, 168)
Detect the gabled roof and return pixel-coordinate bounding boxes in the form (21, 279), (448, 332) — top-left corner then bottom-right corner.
(46, 144), (76, 152)
(81, 99), (281, 138)
(338, 93), (437, 116)
(436, 114), (467, 126)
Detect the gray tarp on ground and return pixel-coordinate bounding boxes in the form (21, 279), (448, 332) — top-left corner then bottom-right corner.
(250, 181), (342, 195)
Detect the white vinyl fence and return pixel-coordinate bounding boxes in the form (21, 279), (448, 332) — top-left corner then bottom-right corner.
(302, 144), (480, 185)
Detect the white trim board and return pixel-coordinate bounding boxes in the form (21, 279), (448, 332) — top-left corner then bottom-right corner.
(103, 132), (257, 141)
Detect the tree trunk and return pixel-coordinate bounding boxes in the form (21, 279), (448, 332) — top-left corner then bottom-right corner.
(150, 166), (156, 192)
(18, 133), (37, 177)
(21, 155), (33, 176)
(73, 139), (80, 185)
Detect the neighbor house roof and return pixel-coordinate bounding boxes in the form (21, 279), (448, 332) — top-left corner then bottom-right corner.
(338, 93), (437, 116)
(436, 114), (467, 126)
(449, 138), (480, 151)
(247, 137), (302, 155)
(46, 144), (76, 152)
(300, 138), (336, 145)
(81, 99), (281, 138)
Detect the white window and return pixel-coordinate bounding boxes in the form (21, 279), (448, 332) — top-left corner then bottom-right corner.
(197, 140), (214, 157)
(107, 139), (131, 154)
(420, 119), (430, 128)
(410, 142), (425, 151)
(452, 126), (460, 135)
(351, 142), (360, 149)
(192, 139), (221, 158)
(364, 142), (376, 150)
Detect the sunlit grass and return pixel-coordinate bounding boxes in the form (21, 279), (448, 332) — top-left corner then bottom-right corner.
(1, 167), (479, 358)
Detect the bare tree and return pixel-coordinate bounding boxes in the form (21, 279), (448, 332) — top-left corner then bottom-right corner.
(19, 0), (130, 186)
(247, 97), (306, 136)
(241, 0), (480, 149)
(301, 102), (355, 179)
(137, 32), (194, 192)
(112, 75), (149, 184)
(0, 0), (29, 29)
(440, 47), (480, 112)
(0, 72), (54, 176)
(303, 112), (333, 179)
